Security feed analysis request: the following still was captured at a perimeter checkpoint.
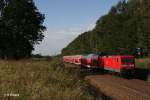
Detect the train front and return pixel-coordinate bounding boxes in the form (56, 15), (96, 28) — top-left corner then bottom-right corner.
(120, 56), (135, 77)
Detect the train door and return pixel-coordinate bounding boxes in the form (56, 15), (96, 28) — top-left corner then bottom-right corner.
(92, 55), (99, 67)
(113, 57), (121, 72)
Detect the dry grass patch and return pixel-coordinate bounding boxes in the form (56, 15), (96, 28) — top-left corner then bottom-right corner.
(135, 58), (150, 69)
(0, 58), (93, 100)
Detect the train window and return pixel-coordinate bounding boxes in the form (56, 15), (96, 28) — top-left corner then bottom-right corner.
(115, 58), (118, 62)
(116, 58), (118, 62)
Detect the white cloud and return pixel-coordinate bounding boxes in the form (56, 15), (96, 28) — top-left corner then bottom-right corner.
(33, 24), (95, 55)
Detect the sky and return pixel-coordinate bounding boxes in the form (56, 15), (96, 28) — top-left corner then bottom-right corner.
(33, 0), (120, 56)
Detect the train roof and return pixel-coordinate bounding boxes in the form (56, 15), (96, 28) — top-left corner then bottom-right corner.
(102, 55), (134, 58)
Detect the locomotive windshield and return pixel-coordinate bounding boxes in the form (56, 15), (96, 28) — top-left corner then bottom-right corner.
(122, 57), (134, 64)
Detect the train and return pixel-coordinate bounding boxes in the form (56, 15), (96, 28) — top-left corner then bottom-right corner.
(63, 53), (135, 76)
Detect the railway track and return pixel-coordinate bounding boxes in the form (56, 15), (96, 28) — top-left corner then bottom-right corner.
(85, 75), (150, 100)
(64, 63), (150, 100)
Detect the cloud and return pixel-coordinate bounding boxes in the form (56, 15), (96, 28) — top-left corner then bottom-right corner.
(33, 24), (95, 55)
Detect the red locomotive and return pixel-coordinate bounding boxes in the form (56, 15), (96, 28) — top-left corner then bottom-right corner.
(63, 53), (135, 75)
(102, 55), (134, 72)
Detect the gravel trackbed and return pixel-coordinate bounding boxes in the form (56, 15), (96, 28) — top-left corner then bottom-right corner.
(85, 75), (150, 100)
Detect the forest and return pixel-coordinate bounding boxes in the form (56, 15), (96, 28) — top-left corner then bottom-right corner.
(62, 0), (150, 56)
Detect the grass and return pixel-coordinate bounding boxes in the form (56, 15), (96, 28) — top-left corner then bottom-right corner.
(1, 57), (150, 100)
(0, 57), (95, 100)
(135, 57), (150, 82)
(135, 57), (150, 69)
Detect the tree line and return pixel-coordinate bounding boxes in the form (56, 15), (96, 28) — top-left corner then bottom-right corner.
(62, 0), (150, 56)
(0, 0), (45, 59)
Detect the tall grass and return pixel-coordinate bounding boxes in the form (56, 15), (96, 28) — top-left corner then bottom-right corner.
(135, 58), (150, 69)
(0, 58), (94, 100)
(3, 57), (150, 99)
(135, 58), (150, 82)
